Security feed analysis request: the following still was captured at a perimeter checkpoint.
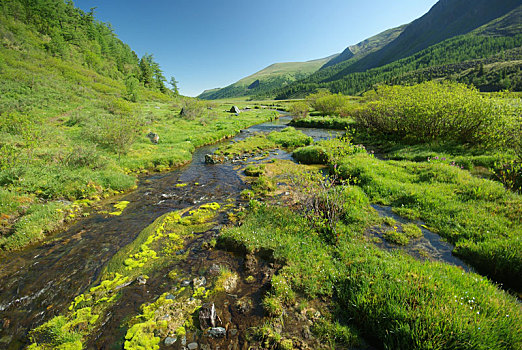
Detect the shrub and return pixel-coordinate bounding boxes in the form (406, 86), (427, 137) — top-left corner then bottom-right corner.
(307, 91), (350, 116)
(352, 81), (520, 146)
(83, 112), (143, 158)
(179, 99), (207, 120)
(288, 101), (309, 120)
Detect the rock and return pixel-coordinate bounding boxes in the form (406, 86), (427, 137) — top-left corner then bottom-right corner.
(181, 280), (191, 287)
(137, 275), (147, 285)
(205, 154), (225, 164)
(209, 327), (227, 338)
(165, 294), (176, 300)
(193, 276), (207, 289)
(199, 303), (217, 329)
(147, 132), (159, 144)
(223, 274), (238, 293)
(188, 343), (198, 350)
(235, 297), (253, 314)
(164, 336), (177, 345)
(229, 106), (241, 114)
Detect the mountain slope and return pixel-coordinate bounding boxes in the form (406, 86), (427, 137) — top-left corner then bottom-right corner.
(198, 55), (337, 100)
(341, 0), (522, 74)
(322, 24), (407, 69)
(272, 2), (522, 99)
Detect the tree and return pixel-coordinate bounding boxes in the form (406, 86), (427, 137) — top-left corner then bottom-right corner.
(169, 76), (179, 95)
(125, 76), (140, 102)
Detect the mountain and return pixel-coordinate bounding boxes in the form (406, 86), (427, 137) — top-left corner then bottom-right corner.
(322, 25), (407, 69)
(271, 1), (522, 99)
(198, 55), (337, 100)
(343, 0), (522, 74)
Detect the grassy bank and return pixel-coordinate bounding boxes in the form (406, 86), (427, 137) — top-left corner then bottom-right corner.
(220, 184), (522, 349)
(0, 100), (273, 252)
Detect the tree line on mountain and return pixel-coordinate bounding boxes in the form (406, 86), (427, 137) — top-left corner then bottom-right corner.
(273, 33), (522, 99)
(0, 0), (178, 97)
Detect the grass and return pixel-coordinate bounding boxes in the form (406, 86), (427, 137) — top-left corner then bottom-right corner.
(289, 115), (354, 129)
(336, 152), (522, 290)
(214, 127), (312, 157)
(220, 201), (522, 350)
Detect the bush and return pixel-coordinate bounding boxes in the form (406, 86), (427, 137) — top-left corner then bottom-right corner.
(179, 99), (207, 120)
(83, 112), (143, 158)
(352, 81), (520, 146)
(306, 91), (350, 116)
(288, 101), (309, 120)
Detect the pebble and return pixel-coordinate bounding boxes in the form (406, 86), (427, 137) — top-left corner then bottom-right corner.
(164, 336), (177, 345)
(209, 327), (227, 338)
(188, 343), (198, 350)
(137, 276), (147, 285)
(165, 294), (176, 300)
(193, 276), (207, 288)
(181, 280), (191, 287)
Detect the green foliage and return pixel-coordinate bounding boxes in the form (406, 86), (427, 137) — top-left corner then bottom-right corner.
(288, 101), (309, 119)
(125, 76), (140, 102)
(306, 91), (350, 116)
(292, 145), (328, 164)
(352, 81), (519, 146)
(289, 115), (353, 129)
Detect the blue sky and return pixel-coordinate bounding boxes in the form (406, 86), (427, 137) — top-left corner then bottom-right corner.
(74, 0), (439, 96)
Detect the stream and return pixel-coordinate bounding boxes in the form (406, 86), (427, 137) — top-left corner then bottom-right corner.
(0, 116), (471, 349)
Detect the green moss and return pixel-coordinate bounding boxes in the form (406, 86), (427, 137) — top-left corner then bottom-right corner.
(109, 200), (130, 216)
(292, 145), (328, 164)
(244, 164), (265, 177)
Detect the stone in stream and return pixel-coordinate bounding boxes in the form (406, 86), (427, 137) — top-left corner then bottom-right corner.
(188, 342), (198, 350)
(193, 276), (207, 289)
(199, 302), (217, 329)
(181, 279), (191, 287)
(164, 336), (177, 346)
(209, 327), (227, 338)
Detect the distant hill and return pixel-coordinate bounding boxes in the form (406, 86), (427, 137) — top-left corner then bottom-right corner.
(322, 25), (407, 69)
(198, 55), (337, 100)
(271, 1), (522, 99)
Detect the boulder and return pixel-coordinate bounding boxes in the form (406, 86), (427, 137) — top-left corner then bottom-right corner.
(229, 106), (240, 114)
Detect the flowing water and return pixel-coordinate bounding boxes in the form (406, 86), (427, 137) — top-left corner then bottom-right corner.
(0, 117), (339, 349)
(0, 116), (472, 349)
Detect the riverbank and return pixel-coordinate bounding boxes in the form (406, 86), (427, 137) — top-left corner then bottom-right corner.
(0, 99), (277, 252)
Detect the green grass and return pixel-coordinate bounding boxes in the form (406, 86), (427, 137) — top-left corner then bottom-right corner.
(289, 115), (354, 129)
(337, 152), (522, 290)
(220, 203), (522, 350)
(214, 127), (312, 157)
